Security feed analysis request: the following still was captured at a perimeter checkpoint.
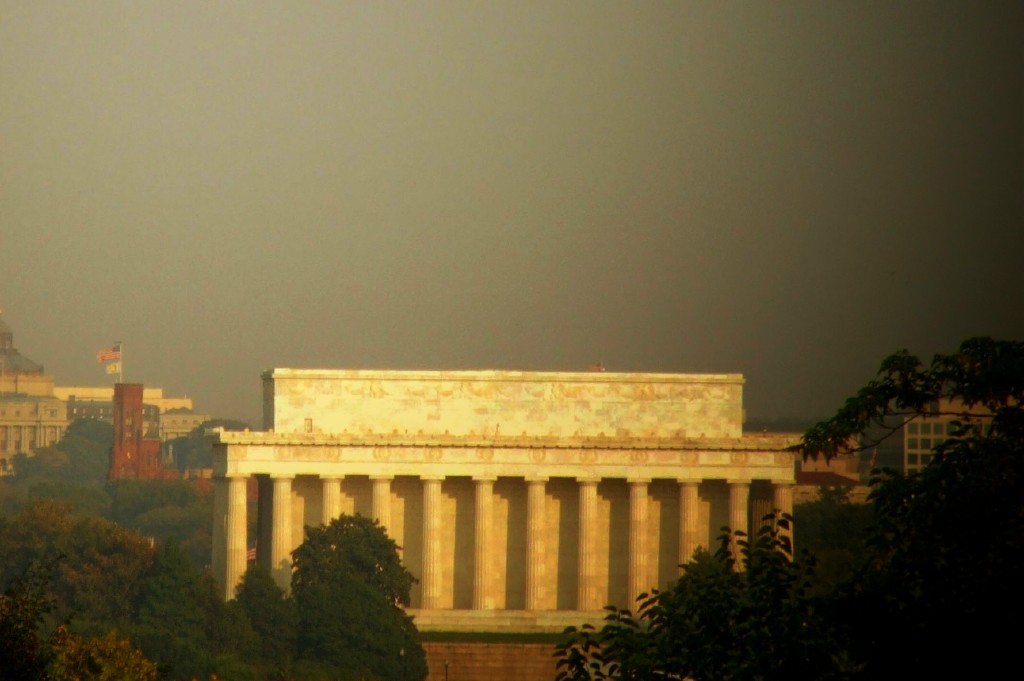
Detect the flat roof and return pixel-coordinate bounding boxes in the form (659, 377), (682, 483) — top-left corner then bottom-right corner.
(262, 368), (744, 384)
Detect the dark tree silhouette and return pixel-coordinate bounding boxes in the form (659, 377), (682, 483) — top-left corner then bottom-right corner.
(291, 514), (427, 681)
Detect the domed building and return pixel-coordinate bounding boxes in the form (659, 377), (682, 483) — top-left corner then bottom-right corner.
(0, 311), (67, 473)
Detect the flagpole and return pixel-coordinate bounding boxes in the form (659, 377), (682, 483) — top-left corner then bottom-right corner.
(118, 341), (124, 383)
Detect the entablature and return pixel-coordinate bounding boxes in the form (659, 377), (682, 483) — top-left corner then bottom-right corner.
(210, 430), (796, 482)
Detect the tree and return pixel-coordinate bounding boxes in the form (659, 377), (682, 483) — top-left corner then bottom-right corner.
(9, 418), (113, 484)
(0, 501), (155, 636)
(291, 514), (427, 681)
(105, 479), (214, 568)
(796, 337), (1024, 678)
(232, 565), (299, 678)
(555, 518), (849, 681)
(791, 487), (873, 595)
(555, 338), (1024, 679)
(129, 541), (257, 681)
(0, 566), (57, 681)
(58, 418), (114, 483)
(51, 628), (159, 681)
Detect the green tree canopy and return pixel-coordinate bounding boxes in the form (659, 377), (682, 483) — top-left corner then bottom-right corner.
(0, 566), (56, 681)
(556, 338), (1024, 679)
(232, 565), (299, 678)
(0, 501), (155, 636)
(797, 337), (1024, 678)
(51, 627), (159, 681)
(104, 479), (213, 568)
(791, 487), (873, 595)
(58, 418), (114, 483)
(291, 514), (427, 681)
(130, 541), (256, 681)
(556, 519), (849, 681)
(9, 418), (113, 485)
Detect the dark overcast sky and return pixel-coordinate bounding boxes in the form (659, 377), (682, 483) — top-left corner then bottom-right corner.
(2, 1), (1021, 425)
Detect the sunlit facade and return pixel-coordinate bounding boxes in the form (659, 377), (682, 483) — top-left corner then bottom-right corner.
(0, 312), (67, 473)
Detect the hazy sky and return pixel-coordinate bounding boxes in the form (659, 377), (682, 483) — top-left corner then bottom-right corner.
(2, 1), (1021, 425)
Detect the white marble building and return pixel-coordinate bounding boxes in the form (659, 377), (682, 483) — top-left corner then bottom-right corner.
(211, 369), (795, 631)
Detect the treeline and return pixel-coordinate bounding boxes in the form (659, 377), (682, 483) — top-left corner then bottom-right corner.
(0, 500), (426, 680)
(557, 338), (1024, 680)
(1, 418), (245, 569)
(1, 417), (426, 680)
(0, 500), (248, 679)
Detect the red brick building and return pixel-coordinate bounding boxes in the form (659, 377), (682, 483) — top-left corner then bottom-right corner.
(110, 383), (170, 480)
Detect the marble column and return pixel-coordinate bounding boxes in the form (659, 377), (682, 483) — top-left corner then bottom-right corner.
(371, 475), (393, 531)
(773, 480), (795, 554)
(213, 475), (248, 601)
(627, 478), (650, 601)
(270, 474), (294, 590)
(525, 476), (548, 610)
(728, 480), (750, 568)
(321, 476), (343, 526)
(677, 479), (700, 571)
(421, 476), (444, 609)
(226, 475), (248, 597)
(577, 478), (599, 610)
(473, 477), (496, 610)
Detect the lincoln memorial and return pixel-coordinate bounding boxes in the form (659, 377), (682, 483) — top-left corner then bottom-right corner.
(211, 369), (795, 631)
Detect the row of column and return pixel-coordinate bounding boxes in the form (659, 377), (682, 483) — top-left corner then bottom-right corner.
(216, 474), (795, 607)
(0, 424), (59, 452)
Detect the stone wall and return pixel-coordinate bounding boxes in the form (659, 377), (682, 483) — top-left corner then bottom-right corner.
(423, 642), (557, 681)
(263, 369), (744, 440)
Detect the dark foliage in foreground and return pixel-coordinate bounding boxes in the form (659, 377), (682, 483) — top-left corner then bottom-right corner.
(557, 337), (1024, 679)
(557, 518), (851, 680)
(291, 514), (428, 681)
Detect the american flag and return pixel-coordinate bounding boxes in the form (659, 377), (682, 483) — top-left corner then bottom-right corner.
(96, 344), (121, 363)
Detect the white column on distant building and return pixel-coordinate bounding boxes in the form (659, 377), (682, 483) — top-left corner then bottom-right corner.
(225, 475), (248, 598)
(371, 475), (393, 531)
(677, 479), (700, 571)
(577, 478), (599, 610)
(728, 480), (750, 568)
(421, 476), (444, 609)
(525, 476), (548, 610)
(628, 478), (650, 601)
(270, 474), (294, 590)
(213, 474), (249, 601)
(773, 480), (795, 554)
(473, 476), (496, 610)
(321, 476), (343, 526)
